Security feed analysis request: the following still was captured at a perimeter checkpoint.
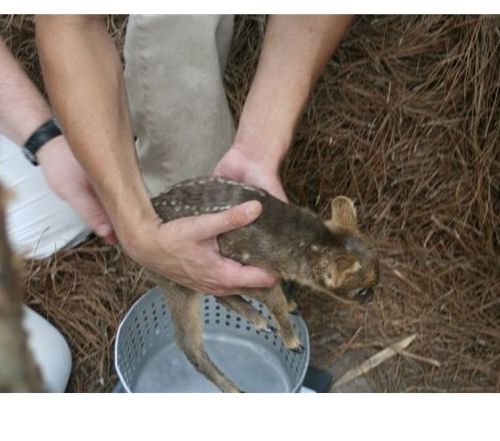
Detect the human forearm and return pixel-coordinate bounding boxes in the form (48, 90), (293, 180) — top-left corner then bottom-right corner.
(35, 15), (275, 291)
(36, 15), (154, 242)
(0, 38), (52, 145)
(233, 14), (353, 169)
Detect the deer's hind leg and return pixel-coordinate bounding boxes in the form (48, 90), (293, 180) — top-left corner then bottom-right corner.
(157, 278), (242, 393)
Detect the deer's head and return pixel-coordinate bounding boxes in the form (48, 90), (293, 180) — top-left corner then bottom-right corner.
(306, 196), (379, 304)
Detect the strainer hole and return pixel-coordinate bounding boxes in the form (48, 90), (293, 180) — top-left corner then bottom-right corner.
(225, 322), (230, 327)
(235, 324), (240, 329)
(204, 320), (209, 325)
(215, 319), (220, 324)
(236, 317), (241, 322)
(246, 326), (251, 331)
(215, 305), (220, 310)
(215, 312), (220, 317)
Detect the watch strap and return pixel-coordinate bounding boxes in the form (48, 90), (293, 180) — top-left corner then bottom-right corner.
(23, 118), (62, 165)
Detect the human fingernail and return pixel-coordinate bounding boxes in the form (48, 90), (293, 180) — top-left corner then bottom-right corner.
(245, 201), (261, 217)
(95, 224), (112, 237)
(104, 232), (118, 245)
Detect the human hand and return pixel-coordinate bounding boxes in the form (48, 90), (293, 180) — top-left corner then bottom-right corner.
(123, 200), (276, 296)
(213, 145), (288, 202)
(37, 136), (117, 244)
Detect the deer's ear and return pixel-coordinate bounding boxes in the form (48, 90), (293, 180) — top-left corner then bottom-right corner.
(324, 196), (358, 232)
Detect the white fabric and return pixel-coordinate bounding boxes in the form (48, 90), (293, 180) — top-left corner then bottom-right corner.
(0, 134), (90, 259)
(22, 306), (72, 392)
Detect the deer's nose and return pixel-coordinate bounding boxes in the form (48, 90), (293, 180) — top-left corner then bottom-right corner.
(355, 287), (374, 304)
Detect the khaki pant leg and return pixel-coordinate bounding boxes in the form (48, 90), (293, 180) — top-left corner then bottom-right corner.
(124, 14), (235, 197)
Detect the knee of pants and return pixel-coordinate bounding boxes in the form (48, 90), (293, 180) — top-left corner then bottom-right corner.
(123, 15), (236, 193)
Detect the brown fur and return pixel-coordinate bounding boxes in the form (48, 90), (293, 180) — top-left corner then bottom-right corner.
(0, 185), (42, 392)
(150, 176), (379, 392)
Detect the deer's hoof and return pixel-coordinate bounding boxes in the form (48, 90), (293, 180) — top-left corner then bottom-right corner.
(290, 344), (305, 354)
(262, 325), (277, 333)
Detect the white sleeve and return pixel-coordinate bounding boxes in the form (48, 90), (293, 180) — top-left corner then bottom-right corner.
(0, 134), (90, 259)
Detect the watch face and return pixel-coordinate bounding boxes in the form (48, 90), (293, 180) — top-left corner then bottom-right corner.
(22, 146), (38, 165)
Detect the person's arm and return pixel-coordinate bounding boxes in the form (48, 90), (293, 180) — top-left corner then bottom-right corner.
(0, 39), (51, 144)
(35, 15), (275, 295)
(0, 37), (114, 242)
(215, 15), (353, 201)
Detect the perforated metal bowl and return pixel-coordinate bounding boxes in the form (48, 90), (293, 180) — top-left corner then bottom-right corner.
(115, 287), (310, 393)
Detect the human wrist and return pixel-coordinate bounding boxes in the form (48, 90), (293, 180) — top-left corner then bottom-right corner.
(118, 214), (168, 271)
(230, 133), (289, 174)
(233, 94), (296, 171)
(111, 196), (160, 255)
(22, 118), (62, 166)
(36, 132), (66, 165)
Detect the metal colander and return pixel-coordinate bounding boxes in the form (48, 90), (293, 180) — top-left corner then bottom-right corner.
(115, 287), (310, 392)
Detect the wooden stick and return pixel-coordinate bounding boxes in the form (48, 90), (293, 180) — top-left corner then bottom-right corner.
(399, 350), (441, 368)
(333, 334), (417, 388)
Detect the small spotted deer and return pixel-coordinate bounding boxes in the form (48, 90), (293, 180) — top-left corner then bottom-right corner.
(150, 177), (379, 392)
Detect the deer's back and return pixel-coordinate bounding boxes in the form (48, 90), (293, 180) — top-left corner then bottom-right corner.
(151, 177), (339, 274)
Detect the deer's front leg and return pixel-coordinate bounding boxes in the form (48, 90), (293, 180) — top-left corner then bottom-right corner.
(281, 281), (299, 315)
(156, 277), (242, 393)
(245, 285), (303, 353)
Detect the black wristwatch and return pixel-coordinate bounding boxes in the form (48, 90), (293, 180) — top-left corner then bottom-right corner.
(22, 118), (63, 166)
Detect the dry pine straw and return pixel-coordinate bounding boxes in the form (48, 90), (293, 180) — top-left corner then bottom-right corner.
(1, 15), (499, 392)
